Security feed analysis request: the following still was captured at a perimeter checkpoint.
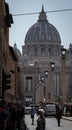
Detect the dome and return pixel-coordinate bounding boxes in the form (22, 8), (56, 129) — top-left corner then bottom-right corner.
(25, 6), (61, 44)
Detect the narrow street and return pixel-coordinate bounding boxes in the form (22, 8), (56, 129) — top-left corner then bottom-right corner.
(0, 1), (72, 130)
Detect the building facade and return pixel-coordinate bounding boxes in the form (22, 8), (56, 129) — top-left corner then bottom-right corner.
(0, 1), (21, 105)
(17, 6), (72, 105)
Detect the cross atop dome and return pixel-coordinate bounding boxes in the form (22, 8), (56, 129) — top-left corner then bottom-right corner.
(41, 4), (44, 12)
(38, 5), (47, 21)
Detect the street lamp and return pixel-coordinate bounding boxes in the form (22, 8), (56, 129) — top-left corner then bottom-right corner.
(61, 47), (66, 103)
(61, 48), (66, 58)
(51, 62), (55, 71)
(40, 71), (48, 102)
(45, 71), (48, 77)
(50, 61), (55, 102)
(36, 80), (42, 90)
(43, 98), (46, 102)
(41, 71), (48, 81)
(36, 83), (39, 88)
(39, 80), (41, 85)
(35, 71), (48, 104)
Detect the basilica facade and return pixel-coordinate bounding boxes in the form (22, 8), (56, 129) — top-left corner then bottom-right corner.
(16, 6), (72, 106)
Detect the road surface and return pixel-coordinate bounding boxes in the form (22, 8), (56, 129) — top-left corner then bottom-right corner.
(25, 114), (72, 130)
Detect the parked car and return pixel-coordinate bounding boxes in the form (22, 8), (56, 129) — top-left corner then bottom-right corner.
(44, 104), (56, 117)
(25, 106), (32, 114)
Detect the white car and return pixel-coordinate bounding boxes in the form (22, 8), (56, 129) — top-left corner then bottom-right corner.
(45, 104), (56, 117)
(25, 106), (32, 114)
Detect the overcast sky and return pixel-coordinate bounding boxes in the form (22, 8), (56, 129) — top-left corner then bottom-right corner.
(5, 0), (72, 53)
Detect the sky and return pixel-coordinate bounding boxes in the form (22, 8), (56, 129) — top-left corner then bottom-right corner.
(5, 0), (72, 53)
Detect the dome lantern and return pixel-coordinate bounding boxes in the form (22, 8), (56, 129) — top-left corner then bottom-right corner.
(38, 5), (47, 21)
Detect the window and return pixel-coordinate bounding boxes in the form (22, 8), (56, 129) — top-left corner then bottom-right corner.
(25, 77), (32, 92)
(41, 45), (45, 56)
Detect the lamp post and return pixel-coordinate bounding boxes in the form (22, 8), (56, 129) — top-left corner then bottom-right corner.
(41, 75), (45, 101)
(35, 79), (42, 103)
(61, 48), (66, 103)
(51, 62), (55, 71)
(61, 48), (66, 58)
(45, 71), (48, 77)
(35, 71), (48, 104)
(50, 62), (55, 102)
(41, 71), (48, 103)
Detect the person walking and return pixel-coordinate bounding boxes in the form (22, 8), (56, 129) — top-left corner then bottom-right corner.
(55, 105), (63, 127)
(36, 109), (45, 130)
(31, 106), (35, 125)
(5, 105), (18, 130)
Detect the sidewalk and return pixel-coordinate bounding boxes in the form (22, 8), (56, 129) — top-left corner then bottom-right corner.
(62, 116), (72, 122)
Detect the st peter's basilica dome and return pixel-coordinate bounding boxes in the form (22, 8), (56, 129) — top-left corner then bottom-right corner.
(25, 6), (61, 44)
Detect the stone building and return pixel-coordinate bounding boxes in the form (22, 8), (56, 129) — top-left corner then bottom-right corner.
(0, 1), (20, 104)
(17, 6), (72, 105)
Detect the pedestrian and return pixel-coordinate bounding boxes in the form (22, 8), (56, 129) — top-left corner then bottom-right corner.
(5, 105), (18, 130)
(36, 109), (45, 130)
(0, 104), (7, 130)
(16, 105), (24, 130)
(31, 106), (35, 125)
(55, 105), (63, 127)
